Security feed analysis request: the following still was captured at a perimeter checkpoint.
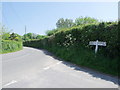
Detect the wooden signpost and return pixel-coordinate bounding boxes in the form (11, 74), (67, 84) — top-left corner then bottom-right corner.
(89, 40), (106, 53)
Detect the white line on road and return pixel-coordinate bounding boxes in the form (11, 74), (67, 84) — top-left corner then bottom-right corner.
(43, 67), (50, 70)
(3, 80), (17, 87)
(56, 61), (62, 64)
(43, 61), (62, 70)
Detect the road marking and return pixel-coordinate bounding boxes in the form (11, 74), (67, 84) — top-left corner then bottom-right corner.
(56, 61), (62, 64)
(3, 80), (17, 87)
(71, 67), (75, 69)
(43, 67), (50, 70)
(43, 61), (62, 70)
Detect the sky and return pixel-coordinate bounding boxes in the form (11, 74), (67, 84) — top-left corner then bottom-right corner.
(2, 2), (118, 35)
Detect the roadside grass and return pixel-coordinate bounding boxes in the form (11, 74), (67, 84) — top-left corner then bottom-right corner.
(45, 46), (118, 77)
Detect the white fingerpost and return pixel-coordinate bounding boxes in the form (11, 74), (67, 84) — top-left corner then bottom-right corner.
(89, 40), (106, 53)
(95, 40), (98, 53)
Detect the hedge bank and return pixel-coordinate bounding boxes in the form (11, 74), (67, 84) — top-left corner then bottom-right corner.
(1, 40), (23, 54)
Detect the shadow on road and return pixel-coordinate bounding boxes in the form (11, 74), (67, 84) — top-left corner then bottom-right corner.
(32, 47), (120, 86)
(62, 62), (120, 85)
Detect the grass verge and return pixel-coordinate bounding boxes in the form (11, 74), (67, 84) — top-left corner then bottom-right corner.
(44, 46), (119, 77)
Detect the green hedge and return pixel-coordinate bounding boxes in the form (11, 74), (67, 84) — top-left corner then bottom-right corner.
(23, 22), (119, 76)
(1, 40), (23, 54)
(24, 22), (119, 58)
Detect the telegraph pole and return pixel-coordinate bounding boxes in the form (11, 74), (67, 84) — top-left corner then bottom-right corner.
(25, 25), (26, 41)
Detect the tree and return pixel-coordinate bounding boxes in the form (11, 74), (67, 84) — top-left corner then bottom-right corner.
(0, 25), (11, 40)
(46, 29), (58, 36)
(23, 33), (33, 40)
(32, 33), (37, 39)
(23, 33), (42, 40)
(2, 33), (10, 40)
(9, 33), (21, 41)
(14, 33), (22, 41)
(75, 16), (98, 26)
(9, 33), (17, 40)
(36, 35), (46, 39)
(56, 18), (74, 29)
(26, 33), (32, 39)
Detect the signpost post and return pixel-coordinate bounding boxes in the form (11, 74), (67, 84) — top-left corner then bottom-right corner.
(89, 40), (106, 53)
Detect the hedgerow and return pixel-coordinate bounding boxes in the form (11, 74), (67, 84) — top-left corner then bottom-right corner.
(42, 22), (118, 58)
(23, 22), (119, 76)
(1, 40), (23, 54)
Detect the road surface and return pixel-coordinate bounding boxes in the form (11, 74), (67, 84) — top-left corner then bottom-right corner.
(2, 47), (119, 88)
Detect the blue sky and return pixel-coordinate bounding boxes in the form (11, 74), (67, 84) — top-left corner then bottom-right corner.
(2, 2), (118, 35)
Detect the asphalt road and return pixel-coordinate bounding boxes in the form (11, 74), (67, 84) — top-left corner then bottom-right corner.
(2, 47), (119, 88)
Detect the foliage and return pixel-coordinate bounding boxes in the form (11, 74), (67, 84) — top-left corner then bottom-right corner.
(9, 33), (20, 41)
(0, 25), (22, 41)
(22, 33), (46, 40)
(0, 25), (11, 40)
(23, 33), (35, 40)
(1, 33), (10, 40)
(0, 25), (11, 35)
(36, 35), (47, 39)
(46, 29), (59, 36)
(1, 40), (23, 54)
(0, 25), (23, 54)
(46, 17), (98, 36)
(56, 18), (74, 29)
(75, 16), (98, 26)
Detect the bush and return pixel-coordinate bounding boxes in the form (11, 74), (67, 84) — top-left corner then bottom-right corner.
(1, 40), (23, 54)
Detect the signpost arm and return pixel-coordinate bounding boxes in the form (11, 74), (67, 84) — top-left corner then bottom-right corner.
(89, 40), (106, 54)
